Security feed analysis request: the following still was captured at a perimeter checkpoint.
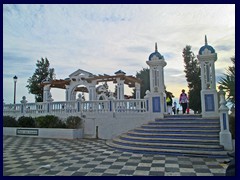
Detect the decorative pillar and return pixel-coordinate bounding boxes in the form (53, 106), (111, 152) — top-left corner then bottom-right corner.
(43, 84), (51, 102)
(115, 70), (126, 100)
(89, 84), (96, 101)
(135, 83), (141, 99)
(108, 92), (115, 112)
(116, 79), (125, 100)
(146, 43), (167, 120)
(197, 35), (219, 118)
(65, 85), (70, 101)
(144, 90), (150, 112)
(218, 86), (233, 150)
(20, 96), (27, 115)
(45, 92), (53, 113)
(76, 93), (82, 113)
(71, 91), (77, 101)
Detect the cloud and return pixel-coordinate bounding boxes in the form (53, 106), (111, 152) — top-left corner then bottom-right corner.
(215, 45), (233, 52)
(3, 4), (235, 104)
(126, 46), (150, 53)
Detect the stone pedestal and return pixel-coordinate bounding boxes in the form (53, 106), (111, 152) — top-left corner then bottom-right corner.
(201, 90), (219, 118)
(218, 86), (233, 151)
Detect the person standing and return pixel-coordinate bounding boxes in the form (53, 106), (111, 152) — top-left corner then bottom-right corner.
(172, 101), (177, 115)
(179, 89), (188, 114)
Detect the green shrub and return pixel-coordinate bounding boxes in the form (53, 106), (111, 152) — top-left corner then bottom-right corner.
(66, 116), (83, 129)
(35, 115), (66, 128)
(18, 116), (36, 128)
(35, 116), (47, 128)
(3, 116), (18, 127)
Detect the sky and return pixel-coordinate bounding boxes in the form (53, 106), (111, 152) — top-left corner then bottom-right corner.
(3, 4), (235, 104)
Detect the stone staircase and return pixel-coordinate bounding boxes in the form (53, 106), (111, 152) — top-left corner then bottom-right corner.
(106, 115), (228, 158)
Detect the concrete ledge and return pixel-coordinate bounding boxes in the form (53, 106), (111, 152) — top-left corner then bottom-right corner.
(3, 127), (84, 139)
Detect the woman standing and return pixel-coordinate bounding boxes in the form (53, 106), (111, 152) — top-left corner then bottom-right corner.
(179, 89), (188, 114)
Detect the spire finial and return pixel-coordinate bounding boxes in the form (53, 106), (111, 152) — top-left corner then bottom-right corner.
(155, 42), (158, 52)
(205, 35), (208, 45)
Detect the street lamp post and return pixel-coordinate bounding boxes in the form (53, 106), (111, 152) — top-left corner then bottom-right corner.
(13, 75), (18, 108)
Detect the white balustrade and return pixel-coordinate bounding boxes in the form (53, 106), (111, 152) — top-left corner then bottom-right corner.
(113, 99), (146, 113)
(3, 99), (147, 117)
(3, 104), (21, 113)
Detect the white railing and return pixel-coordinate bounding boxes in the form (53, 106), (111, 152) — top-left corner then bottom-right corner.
(3, 104), (21, 113)
(113, 99), (146, 113)
(81, 100), (110, 113)
(26, 102), (45, 114)
(3, 99), (147, 117)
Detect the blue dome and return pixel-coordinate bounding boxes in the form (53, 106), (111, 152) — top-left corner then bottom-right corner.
(148, 42), (163, 61)
(199, 45), (215, 55)
(198, 35), (215, 55)
(148, 51), (163, 60)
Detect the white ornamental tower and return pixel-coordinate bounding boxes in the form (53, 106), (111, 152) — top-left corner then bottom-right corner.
(146, 43), (167, 119)
(197, 35), (219, 118)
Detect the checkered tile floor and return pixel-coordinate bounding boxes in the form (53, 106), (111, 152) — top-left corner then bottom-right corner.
(3, 136), (230, 176)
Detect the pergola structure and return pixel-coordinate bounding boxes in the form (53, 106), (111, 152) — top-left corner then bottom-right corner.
(41, 69), (141, 102)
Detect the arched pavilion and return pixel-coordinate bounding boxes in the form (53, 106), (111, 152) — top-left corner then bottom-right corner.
(41, 69), (142, 102)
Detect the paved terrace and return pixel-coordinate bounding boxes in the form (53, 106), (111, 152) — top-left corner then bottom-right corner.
(3, 136), (230, 176)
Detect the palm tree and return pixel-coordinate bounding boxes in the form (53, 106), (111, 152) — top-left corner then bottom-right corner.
(218, 56), (235, 108)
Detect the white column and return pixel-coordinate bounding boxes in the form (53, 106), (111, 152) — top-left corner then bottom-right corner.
(218, 86), (233, 150)
(200, 62), (205, 90)
(116, 78), (125, 100)
(159, 66), (165, 93)
(89, 85), (96, 101)
(65, 85), (70, 101)
(146, 55), (167, 120)
(135, 83), (141, 99)
(149, 68), (153, 93)
(71, 91), (77, 101)
(43, 84), (51, 102)
(211, 62), (216, 90)
(197, 54), (218, 118)
(76, 93), (82, 113)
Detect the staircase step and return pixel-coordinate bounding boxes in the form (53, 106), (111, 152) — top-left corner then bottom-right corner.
(134, 128), (219, 134)
(164, 115), (202, 118)
(127, 131), (219, 140)
(106, 116), (227, 158)
(141, 124), (220, 129)
(120, 134), (220, 145)
(127, 131), (219, 139)
(106, 141), (227, 158)
(149, 121), (219, 125)
(155, 118), (219, 122)
(112, 138), (224, 151)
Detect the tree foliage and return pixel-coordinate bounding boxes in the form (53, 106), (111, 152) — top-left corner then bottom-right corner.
(182, 45), (201, 113)
(218, 56), (235, 108)
(132, 68), (150, 98)
(26, 58), (55, 102)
